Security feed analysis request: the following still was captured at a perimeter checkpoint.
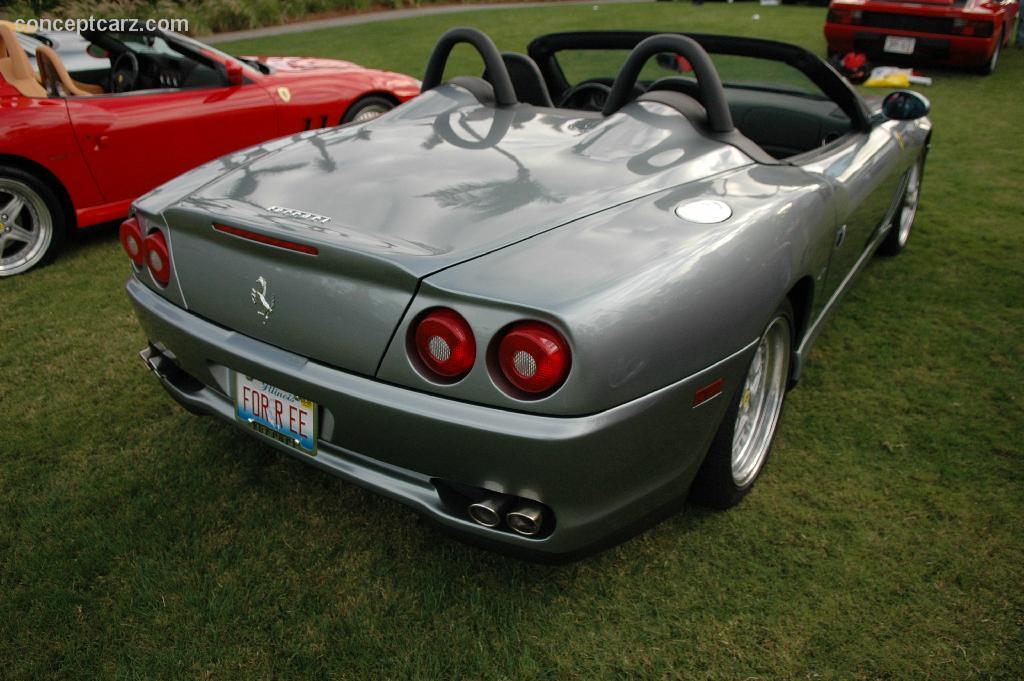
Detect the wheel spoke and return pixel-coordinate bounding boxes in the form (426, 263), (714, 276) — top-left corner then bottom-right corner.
(7, 224), (34, 244)
(1, 193), (25, 221)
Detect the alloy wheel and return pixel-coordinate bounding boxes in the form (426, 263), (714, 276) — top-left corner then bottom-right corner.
(731, 316), (791, 487)
(0, 178), (53, 277)
(353, 105), (390, 123)
(897, 162), (922, 248)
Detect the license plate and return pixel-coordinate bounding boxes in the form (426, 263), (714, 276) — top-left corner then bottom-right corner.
(234, 373), (317, 455)
(884, 36), (916, 55)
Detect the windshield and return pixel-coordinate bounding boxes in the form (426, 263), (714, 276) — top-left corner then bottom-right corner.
(166, 31), (261, 74)
(554, 48), (828, 99)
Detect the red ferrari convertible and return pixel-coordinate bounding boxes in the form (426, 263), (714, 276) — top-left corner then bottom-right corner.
(0, 26), (420, 276)
(824, 0), (1019, 74)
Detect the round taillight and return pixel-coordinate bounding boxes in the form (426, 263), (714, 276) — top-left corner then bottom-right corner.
(142, 230), (171, 286)
(119, 217), (144, 266)
(497, 321), (570, 395)
(413, 308), (476, 379)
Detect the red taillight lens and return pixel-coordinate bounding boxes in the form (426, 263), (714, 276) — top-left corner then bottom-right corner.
(119, 217), (144, 266)
(142, 230), (171, 286)
(953, 19), (993, 37)
(413, 308), (476, 379)
(497, 321), (570, 395)
(827, 9), (860, 25)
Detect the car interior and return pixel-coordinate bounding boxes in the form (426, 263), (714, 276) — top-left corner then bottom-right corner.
(0, 26), (246, 98)
(423, 29), (873, 163)
(78, 31), (231, 94)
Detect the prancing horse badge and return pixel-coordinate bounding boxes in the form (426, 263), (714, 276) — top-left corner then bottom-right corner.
(277, 87), (291, 103)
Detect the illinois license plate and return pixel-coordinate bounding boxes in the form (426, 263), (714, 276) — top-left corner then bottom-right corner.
(884, 36), (916, 55)
(234, 373), (317, 455)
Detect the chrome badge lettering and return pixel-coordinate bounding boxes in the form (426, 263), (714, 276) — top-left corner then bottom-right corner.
(251, 276), (275, 323)
(266, 205), (332, 224)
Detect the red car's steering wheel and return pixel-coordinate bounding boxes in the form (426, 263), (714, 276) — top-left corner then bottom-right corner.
(110, 51), (139, 93)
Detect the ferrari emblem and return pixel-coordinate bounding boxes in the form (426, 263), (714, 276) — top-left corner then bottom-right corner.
(894, 131), (905, 150)
(277, 87), (291, 103)
(250, 276), (275, 323)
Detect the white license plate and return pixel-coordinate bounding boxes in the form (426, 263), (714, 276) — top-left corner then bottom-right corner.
(234, 373), (317, 455)
(884, 36), (916, 55)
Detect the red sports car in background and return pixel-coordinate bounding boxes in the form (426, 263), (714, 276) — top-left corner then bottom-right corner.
(825, 0), (1019, 74)
(0, 26), (420, 276)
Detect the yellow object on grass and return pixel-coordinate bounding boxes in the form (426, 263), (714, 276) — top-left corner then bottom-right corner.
(865, 72), (911, 88)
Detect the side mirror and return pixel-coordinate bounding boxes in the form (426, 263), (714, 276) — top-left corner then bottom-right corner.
(882, 90), (930, 121)
(225, 60), (244, 86)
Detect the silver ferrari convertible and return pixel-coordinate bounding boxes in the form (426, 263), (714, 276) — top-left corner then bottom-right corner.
(123, 28), (931, 559)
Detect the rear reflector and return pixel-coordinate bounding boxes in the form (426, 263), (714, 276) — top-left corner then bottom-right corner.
(213, 223), (319, 256)
(693, 378), (724, 407)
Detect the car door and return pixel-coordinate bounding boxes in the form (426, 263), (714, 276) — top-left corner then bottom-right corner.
(65, 80), (277, 205)
(798, 123), (907, 302)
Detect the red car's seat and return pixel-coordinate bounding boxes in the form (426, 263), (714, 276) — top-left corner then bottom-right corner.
(36, 45), (101, 96)
(0, 25), (46, 97)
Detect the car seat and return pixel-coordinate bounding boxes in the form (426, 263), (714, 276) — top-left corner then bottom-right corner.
(36, 45), (101, 96)
(0, 25), (46, 97)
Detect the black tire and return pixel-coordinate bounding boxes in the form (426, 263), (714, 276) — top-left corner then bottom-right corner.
(341, 95), (395, 124)
(979, 29), (1003, 75)
(690, 300), (794, 509)
(0, 165), (66, 277)
(878, 155), (924, 257)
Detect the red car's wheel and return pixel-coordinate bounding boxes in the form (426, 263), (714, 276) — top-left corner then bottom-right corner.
(980, 28), (1004, 75)
(341, 95), (396, 124)
(0, 166), (65, 277)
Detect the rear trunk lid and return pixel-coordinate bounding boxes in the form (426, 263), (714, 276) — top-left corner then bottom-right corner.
(155, 86), (752, 375)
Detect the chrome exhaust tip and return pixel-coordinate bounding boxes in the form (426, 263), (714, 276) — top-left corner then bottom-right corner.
(467, 495), (511, 528)
(506, 502), (545, 537)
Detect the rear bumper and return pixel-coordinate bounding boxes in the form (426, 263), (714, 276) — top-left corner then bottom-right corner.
(824, 24), (996, 66)
(127, 276), (755, 559)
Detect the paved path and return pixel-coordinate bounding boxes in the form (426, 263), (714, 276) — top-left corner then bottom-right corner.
(205, 0), (648, 44)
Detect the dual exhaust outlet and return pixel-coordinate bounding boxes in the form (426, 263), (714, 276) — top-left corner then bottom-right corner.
(467, 494), (546, 537)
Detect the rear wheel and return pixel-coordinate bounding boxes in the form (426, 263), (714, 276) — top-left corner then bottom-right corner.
(341, 95), (395, 124)
(0, 167), (65, 277)
(690, 301), (793, 509)
(878, 156), (923, 256)
(980, 29), (1003, 74)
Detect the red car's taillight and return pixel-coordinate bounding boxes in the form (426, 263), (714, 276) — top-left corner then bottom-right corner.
(952, 18), (994, 37)
(143, 230), (171, 286)
(119, 217), (144, 266)
(497, 321), (570, 395)
(827, 9), (861, 25)
(413, 308), (476, 379)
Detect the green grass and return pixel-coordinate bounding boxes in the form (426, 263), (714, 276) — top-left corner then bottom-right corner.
(3, 3), (1023, 678)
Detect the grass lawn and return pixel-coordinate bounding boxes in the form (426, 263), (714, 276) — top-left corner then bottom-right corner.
(2, 3), (1023, 678)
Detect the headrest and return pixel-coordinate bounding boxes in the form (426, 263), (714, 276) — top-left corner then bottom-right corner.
(36, 45), (95, 96)
(636, 90), (709, 130)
